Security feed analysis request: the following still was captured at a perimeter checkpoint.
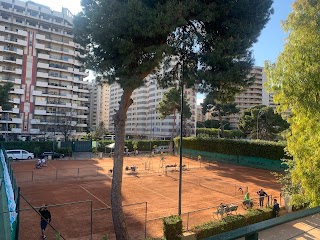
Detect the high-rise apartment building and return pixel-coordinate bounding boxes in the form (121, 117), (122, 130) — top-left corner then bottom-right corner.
(108, 77), (197, 139)
(0, 0), (89, 141)
(88, 80), (101, 131)
(99, 83), (110, 128)
(201, 66), (275, 129)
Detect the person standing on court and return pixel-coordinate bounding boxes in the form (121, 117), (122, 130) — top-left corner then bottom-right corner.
(39, 204), (51, 239)
(257, 189), (268, 207)
(272, 199), (280, 217)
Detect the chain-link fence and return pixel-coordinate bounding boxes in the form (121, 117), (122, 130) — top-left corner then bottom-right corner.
(14, 166), (113, 183)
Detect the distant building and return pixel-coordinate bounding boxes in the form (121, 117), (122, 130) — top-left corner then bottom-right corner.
(0, 0), (89, 141)
(202, 66), (275, 129)
(108, 77), (197, 139)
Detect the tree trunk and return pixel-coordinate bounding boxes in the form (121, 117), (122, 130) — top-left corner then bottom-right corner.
(218, 110), (225, 138)
(111, 88), (133, 240)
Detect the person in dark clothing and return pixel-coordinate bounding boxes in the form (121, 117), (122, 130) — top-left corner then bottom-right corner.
(39, 204), (51, 239)
(273, 199), (280, 217)
(257, 189), (268, 207)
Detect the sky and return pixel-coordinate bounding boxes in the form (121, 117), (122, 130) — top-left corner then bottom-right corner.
(28, 0), (295, 104)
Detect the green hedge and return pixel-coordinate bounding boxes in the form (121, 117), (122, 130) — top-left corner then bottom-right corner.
(193, 208), (273, 239)
(196, 128), (245, 139)
(2, 141), (57, 154)
(163, 215), (183, 240)
(174, 137), (286, 160)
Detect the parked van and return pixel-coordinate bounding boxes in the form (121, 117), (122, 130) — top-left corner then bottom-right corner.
(154, 145), (170, 154)
(6, 150), (34, 160)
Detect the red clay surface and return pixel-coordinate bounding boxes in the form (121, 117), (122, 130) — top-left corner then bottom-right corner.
(12, 155), (282, 240)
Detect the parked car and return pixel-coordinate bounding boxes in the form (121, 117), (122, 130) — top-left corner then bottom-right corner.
(154, 145), (170, 154)
(40, 152), (65, 159)
(6, 150), (34, 160)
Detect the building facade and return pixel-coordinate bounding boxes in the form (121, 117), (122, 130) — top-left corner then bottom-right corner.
(0, 0), (89, 141)
(88, 80), (101, 131)
(108, 77), (197, 139)
(200, 66), (275, 129)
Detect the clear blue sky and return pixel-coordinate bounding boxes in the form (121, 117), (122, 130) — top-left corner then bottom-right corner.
(252, 0), (294, 67)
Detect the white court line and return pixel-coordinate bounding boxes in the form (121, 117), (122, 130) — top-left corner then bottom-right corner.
(130, 182), (176, 202)
(48, 163), (57, 169)
(79, 185), (110, 208)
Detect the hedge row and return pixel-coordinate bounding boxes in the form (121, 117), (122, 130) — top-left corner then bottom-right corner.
(196, 128), (245, 139)
(193, 208), (273, 239)
(174, 137), (286, 160)
(1, 141), (57, 154)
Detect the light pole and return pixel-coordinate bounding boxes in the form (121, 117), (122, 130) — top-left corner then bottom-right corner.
(149, 108), (155, 153)
(256, 109), (263, 140)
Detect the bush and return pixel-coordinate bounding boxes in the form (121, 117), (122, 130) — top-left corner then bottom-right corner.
(222, 215), (246, 231)
(196, 128), (245, 139)
(163, 215), (183, 240)
(174, 137), (287, 160)
(193, 221), (229, 239)
(192, 208), (274, 239)
(2, 141), (57, 153)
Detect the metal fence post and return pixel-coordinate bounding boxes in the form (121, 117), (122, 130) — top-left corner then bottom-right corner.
(56, 169), (58, 180)
(187, 212), (190, 231)
(15, 187), (21, 240)
(32, 171), (34, 181)
(145, 202), (147, 239)
(90, 201), (93, 240)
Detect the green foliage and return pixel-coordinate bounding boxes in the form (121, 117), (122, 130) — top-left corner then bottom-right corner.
(193, 208), (273, 239)
(163, 215), (182, 240)
(196, 128), (245, 139)
(197, 120), (231, 130)
(2, 141), (56, 153)
(193, 220), (229, 239)
(265, 0), (320, 207)
(0, 82), (14, 110)
(33, 146), (41, 158)
(93, 122), (106, 140)
(100, 235), (109, 240)
(238, 105), (289, 140)
(54, 232), (62, 240)
(157, 88), (192, 120)
(176, 137), (286, 160)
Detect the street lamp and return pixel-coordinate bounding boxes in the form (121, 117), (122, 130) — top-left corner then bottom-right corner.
(256, 109), (263, 140)
(149, 108), (155, 153)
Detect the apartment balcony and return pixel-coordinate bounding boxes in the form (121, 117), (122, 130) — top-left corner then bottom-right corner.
(10, 88), (24, 95)
(34, 109), (46, 115)
(12, 118), (23, 124)
(35, 43), (45, 50)
(36, 81), (48, 87)
(0, 26), (27, 37)
(77, 123), (87, 127)
(12, 108), (19, 114)
(11, 128), (22, 133)
(30, 119), (41, 124)
(37, 62), (49, 69)
(30, 128), (41, 134)
(34, 100), (47, 106)
(9, 98), (20, 104)
(37, 71), (49, 78)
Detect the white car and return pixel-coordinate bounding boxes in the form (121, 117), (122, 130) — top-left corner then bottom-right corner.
(6, 150), (34, 160)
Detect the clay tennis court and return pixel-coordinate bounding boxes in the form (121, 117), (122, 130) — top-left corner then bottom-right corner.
(12, 155), (282, 240)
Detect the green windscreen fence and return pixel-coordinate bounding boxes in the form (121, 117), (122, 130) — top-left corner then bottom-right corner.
(182, 148), (286, 171)
(0, 147), (19, 240)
